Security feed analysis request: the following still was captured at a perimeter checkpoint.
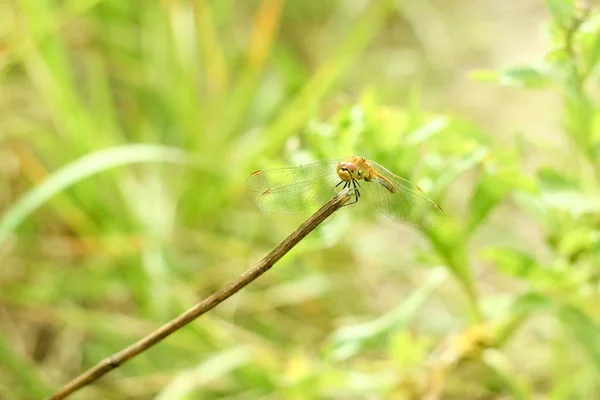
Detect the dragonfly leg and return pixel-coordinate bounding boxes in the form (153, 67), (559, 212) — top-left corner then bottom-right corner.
(336, 180), (359, 207)
(336, 180), (349, 194)
(340, 180), (360, 208)
(352, 179), (360, 197)
(341, 192), (359, 207)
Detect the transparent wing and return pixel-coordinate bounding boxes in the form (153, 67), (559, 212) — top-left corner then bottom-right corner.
(245, 159), (343, 214)
(257, 175), (343, 213)
(245, 159), (342, 192)
(365, 160), (444, 228)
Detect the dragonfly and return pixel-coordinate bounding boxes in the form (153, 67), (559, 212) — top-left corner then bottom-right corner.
(245, 156), (443, 228)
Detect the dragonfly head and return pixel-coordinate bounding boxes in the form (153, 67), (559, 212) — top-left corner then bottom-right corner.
(337, 160), (364, 182)
(337, 157), (371, 182)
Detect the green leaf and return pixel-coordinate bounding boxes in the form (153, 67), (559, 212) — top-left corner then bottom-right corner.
(511, 292), (554, 315)
(466, 148), (537, 234)
(482, 350), (529, 400)
(508, 295), (600, 374)
(480, 247), (537, 278)
(538, 167), (578, 189)
(579, 11), (600, 72)
(492, 292), (552, 344)
(558, 305), (600, 373)
(545, 0), (576, 28)
(389, 331), (432, 369)
(557, 226), (598, 258)
(325, 268), (448, 361)
(469, 69), (499, 83)
(405, 116), (450, 145)
(512, 167), (581, 225)
(471, 67), (552, 89)
(466, 172), (510, 234)
(540, 189), (600, 217)
(0, 144), (190, 243)
(498, 67), (552, 89)
(431, 146), (490, 199)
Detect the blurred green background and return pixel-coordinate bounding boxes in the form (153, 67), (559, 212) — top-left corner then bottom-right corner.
(2, 0), (600, 399)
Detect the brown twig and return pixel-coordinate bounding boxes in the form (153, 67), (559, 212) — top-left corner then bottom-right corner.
(48, 189), (352, 400)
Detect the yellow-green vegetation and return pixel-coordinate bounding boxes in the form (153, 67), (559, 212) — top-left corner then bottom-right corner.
(1, 0), (600, 399)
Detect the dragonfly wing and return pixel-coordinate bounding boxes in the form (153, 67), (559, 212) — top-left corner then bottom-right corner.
(246, 159), (343, 214)
(245, 159), (342, 192)
(366, 160), (443, 228)
(257, 174), (341, 214)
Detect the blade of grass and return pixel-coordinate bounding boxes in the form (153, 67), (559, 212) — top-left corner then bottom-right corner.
(155, 347), (253, 400)
(326, 267), (449, 360)
(238, 0), (398, 160)
(193, 0), (229, 96)
(10, 140), (97, 235)
(20, 0), (117, 153)
(0, 0), (103, 76)
(206, 0), (284, 147)
(0, 332), (51, 398)
(0, 144), (190, 244)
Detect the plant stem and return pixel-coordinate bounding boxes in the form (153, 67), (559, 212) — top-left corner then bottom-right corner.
(47, 189), (352, 400)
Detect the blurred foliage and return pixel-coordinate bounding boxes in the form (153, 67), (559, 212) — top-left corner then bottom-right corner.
(1, 0), (600, 399)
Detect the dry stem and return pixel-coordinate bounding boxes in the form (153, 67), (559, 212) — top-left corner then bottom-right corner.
(48, 189), (352, 399)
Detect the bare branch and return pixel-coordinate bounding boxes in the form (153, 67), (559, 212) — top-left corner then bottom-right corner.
(48, 189), (352, 400)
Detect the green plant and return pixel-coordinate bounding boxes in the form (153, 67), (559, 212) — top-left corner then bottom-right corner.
(1, 0), (600, 399)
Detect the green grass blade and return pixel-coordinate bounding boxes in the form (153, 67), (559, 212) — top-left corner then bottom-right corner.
(0, 332), (50, 397)
(326, 268), (448, 360)
(0, 144), (189, 242)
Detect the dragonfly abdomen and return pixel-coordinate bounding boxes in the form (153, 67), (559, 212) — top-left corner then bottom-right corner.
(372, 172), (396, 194)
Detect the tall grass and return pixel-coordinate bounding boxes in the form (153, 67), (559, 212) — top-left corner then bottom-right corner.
(1, 0), (600, 399)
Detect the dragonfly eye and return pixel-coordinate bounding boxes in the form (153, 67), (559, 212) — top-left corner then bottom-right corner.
(337, 161), (358, 181)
